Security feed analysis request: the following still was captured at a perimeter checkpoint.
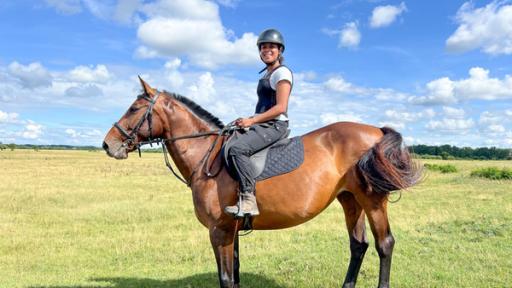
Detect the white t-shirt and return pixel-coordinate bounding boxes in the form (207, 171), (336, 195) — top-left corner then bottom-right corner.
(269, 66), (293, 90)
(266, 66), (292, 121)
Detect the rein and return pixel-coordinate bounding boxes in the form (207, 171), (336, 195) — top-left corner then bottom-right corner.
(139, 124), (235, 187)
(112, 92), (236, 187)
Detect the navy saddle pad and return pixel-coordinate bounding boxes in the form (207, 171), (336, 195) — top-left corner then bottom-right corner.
(222, 132), (305, 181)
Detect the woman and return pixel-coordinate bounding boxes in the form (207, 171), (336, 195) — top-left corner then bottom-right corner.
(225, 28), (293, 217)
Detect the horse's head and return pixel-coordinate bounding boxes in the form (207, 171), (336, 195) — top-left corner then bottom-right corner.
(103, 77), (165, 159)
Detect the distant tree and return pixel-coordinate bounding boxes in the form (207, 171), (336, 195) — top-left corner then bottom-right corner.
(7, 143), (16, 151)
(440, 151), (451, 160)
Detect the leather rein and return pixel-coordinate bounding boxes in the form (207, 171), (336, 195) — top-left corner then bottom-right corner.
(112, 91), (236, 187)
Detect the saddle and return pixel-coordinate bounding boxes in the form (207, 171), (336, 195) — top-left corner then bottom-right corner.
(222, 129), (305, 182)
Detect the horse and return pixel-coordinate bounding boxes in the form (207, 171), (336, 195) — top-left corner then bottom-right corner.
(102, 78), (421, 288)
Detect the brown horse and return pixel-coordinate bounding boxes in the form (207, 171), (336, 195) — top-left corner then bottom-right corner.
(102, 78), (421, 288)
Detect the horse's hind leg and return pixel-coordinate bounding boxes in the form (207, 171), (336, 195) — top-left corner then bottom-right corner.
(338, 191), (369, 288)
(361, 195), (395, 288)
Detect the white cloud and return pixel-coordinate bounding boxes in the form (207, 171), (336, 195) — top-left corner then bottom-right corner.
(64, 128), (103, 144)
(478, 111), (502, 127)
(68, 64), (111, 83)
(45, 0), (82, 15)
(324, 75), (368, 95)
(321, 112), (363, 124)
(380, 108), (436, 130)
(487, 124), (506, 133)
(442, 106), (465, 118)
(506, 109), (512, 117)
(20, 121), (44, 139)
(65, 128), (79, 138)
(136, 0), (259, 68)
(426, 118), (474, 132)
(8, 62), (52, 88)
(187, 72), (216, 103)
(339, 22), (361, 48)
(0, 111), (19, 124)
(65, 84), (104, 98)
(370, 2), (407, 28)
(446, 1), (512, 55)
(113, 0), (140, 24)
(410, 67), (512, 104)
(215, 0), (239, 8)
(324, 76), (353, 93)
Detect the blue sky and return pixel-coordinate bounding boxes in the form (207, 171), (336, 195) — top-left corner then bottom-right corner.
(1, 0), (512, 147)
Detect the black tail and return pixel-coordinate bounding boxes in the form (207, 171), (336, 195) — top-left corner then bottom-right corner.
(356, 127), (422, 195)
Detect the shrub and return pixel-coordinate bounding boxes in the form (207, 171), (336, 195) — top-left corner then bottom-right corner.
(424, 163), (458, 173)
(470, 167), (512, 180)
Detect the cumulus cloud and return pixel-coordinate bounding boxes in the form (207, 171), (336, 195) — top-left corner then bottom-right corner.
(45, 0), (82, 15)
(380, 108), (436, 130)
(187, 72), (216, 103)
(442, 106), (465, 118)
(339, 22), (361, 48)
(0, 111), (19, 124)
(321, 112), (363, 124)
(324, 75), (368, 95)
(487, 124), (506, 133)
(113, 0), (141, 24)
(8, 62), (52, 88)
(370, 2), (407, 28)
(65, 84), (104, 98)
(215, 0), (240, 7)
(64, 128), (103, 143)
(136, 0), (259, 68)
(20, 121), (44, 139)
(68, 64), (111, 83)
(426, 118), (475, 132)
(410, 67), (512, 104)
(478, 111), (501, 125)
(446, 1), (512, 55)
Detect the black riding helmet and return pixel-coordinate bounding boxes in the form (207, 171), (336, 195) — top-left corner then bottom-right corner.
(257, 29), (285, 52)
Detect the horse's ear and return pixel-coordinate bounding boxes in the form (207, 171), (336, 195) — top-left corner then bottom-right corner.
(138, 75), (155, 95)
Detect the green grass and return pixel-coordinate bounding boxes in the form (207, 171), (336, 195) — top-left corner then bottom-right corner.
(471, 167), (512, 180)
(1, 151), (511, 287)
(424, 163), (458, 173)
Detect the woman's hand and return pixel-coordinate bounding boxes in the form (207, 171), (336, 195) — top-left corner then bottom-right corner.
(235, 117), (255, 128)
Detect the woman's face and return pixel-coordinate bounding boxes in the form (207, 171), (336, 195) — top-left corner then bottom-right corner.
(259, 43), (280, 64)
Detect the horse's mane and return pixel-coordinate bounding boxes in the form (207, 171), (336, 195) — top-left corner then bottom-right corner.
(163, 91), (225, 129)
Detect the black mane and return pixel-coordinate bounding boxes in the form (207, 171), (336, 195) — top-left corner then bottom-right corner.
(164, 91), (225, 129)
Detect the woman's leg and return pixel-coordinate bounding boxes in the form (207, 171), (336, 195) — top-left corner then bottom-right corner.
(225, 121), (288, 216)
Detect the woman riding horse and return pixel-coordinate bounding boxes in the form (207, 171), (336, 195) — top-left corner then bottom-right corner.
(225, 28), (293, 217)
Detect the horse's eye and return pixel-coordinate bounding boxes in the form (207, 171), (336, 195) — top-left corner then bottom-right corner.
(129, 106), (140, 113)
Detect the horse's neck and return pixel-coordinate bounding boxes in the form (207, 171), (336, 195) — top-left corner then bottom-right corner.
(163, 110), (217, 183)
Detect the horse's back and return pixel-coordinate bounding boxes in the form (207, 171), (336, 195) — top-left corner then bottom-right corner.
(252, 122), (384, 229)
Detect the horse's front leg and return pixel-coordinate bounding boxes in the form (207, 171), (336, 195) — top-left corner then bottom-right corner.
(210, 225), (237, 288)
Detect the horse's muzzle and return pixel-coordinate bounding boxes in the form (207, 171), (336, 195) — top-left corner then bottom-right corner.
(103, 139), (128, 160)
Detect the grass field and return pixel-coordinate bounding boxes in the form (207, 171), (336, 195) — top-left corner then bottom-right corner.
(1, 150), (511, 288)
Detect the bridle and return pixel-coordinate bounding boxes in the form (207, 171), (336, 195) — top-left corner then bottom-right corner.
(112, 90), (236, 187)
(113, 92), (160, 150)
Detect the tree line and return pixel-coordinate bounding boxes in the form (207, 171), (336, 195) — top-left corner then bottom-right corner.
(1, 142), (511, 160)
(0, 142), (101, 151)
(409, 144), (512, 160)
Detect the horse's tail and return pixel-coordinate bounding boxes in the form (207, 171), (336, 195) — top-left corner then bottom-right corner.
(356, 127), (422, 195)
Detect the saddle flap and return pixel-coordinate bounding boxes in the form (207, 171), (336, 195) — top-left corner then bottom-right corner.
(222, 130), (304, 182)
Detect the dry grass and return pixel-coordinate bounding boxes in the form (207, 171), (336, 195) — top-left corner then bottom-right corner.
(1, 150), (511, 287)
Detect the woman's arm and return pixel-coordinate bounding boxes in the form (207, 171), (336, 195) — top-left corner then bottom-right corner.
(236, 80), (291, 127)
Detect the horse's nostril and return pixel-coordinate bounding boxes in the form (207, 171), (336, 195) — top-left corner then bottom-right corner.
(102, 141), (109, 151)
